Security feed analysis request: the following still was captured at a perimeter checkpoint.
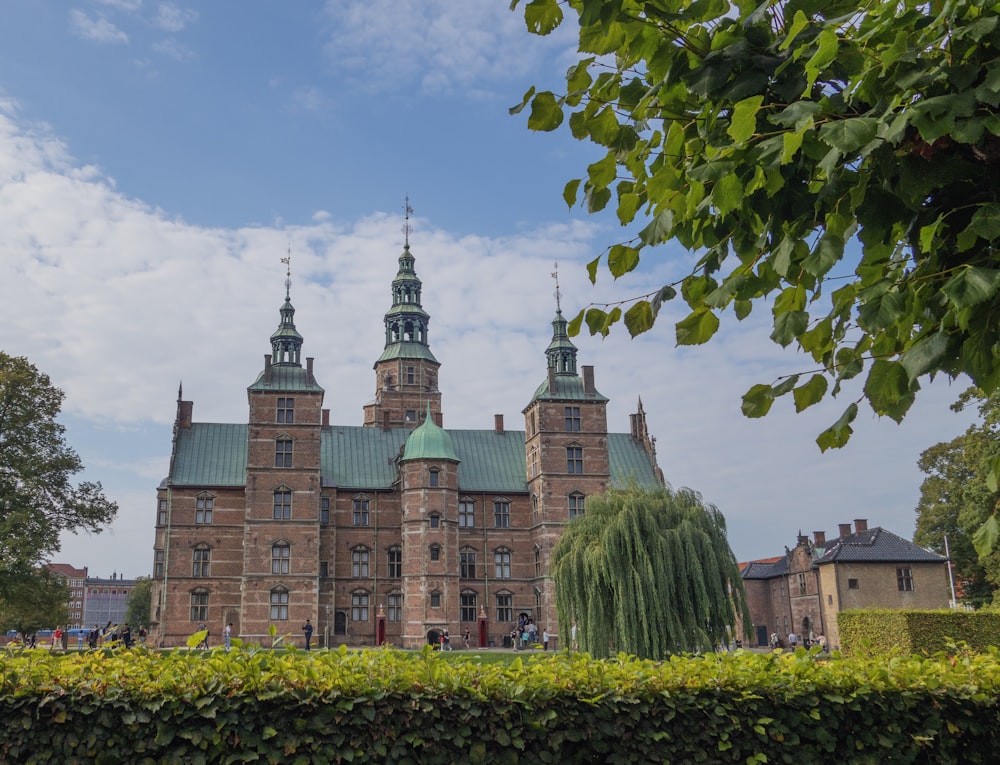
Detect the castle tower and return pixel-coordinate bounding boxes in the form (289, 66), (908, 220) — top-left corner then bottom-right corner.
(523, 296), (611, 628)
(398, 403), (460, 648)
(240, 261), (326, 643)
(363, 239), (443, 429)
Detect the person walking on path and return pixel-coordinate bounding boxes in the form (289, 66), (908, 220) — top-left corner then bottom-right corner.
(302, 619), (314, 650)
(463, 628), (471, 649)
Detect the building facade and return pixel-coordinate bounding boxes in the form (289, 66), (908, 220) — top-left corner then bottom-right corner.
(741, 519), (951, 649)
(149, 244), (663, 648)
(46, 564), (137, 630)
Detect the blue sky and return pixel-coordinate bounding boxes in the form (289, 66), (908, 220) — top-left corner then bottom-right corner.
(0, 0), (977, 580)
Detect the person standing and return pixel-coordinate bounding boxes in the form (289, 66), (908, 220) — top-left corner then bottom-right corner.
(223, 623), (232, 651)
(463, 628), (471, 650)
(302, 619), (313, 650)
(542, 628), (550, 651)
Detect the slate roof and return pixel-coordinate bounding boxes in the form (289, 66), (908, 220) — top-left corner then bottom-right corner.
(169, 423), (661, 494)
(739, 527), (945, 581)
(813, 527), (944, 564)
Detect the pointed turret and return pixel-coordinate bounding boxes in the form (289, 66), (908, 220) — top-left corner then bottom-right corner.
(364, 203), (442, 429)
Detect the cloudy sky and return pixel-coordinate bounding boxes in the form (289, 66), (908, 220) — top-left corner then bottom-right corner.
(1, 1), (977, 580)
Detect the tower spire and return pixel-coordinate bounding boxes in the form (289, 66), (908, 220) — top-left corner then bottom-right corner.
(402, 196), (413, 248)
(551, 260), (561, 312)
(270, 251), (303, 366)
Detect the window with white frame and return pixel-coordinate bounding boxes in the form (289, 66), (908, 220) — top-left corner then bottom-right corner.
(566, 446), (583, 474)
(275, 438), (293, 467)
(192, 545), (210, 578)
(190, 590), (209, 621)
(277, 397), (294, 424)
(493, 499), (510, 528)
(273, 490), (291, 520)
(461, 591), (477, 622)
(495, 592), (512, 623)
(196, 494), (214, 524)
(459, 498), (475, 527)
(387, 592), (402, 622)
(353, 496), (370, 526)
(461, 548), (476, 579)
(568, 493), (585, 520)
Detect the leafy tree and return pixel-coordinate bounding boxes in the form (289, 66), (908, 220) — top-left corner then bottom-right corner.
(0, 569), (70, 636)
(551, 485), (749, 658)
(0, 352), (118, 598)
(915, 389), (1000, 605)
(125, 577), (152, 630)
(512, 0), (1000, 451)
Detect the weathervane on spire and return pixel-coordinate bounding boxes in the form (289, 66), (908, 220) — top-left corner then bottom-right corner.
(281, 246), (291, 299)
(402, 196), (414, 247)
(551, 260), (562, 312)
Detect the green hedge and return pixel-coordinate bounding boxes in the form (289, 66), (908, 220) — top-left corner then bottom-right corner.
(3, 646), (1000, 763)
(839, 609), (1000, 657)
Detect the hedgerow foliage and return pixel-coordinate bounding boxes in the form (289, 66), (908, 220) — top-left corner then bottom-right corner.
(4, 646), (1000, 763)
(839, 608), (1000, 657)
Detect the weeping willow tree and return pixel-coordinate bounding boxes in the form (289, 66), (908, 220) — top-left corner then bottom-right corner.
(552, 486), (749, 659)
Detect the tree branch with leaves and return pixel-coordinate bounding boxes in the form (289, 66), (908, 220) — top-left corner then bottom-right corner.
(512, 0), (1000, 452)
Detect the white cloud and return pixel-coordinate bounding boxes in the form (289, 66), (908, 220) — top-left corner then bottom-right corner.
(320, 0), (575, 94)
(69, 9), (129, 44)
(0, 100), (978, 581)
(95, 0), (142, 11)
(152, 38), (195, 62)
(153, 3), (198, 32)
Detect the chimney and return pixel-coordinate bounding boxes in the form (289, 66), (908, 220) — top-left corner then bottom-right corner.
(322, 408), (330, 427)
(583, 365), (595, 395)
(814, 531), (826, 547)
(178, 400), (194, 429)
(838, 523), (852, 538)
(263, 354), (272, 385)
(382, 411), (391, 431)
(547, 366), (556, 391)
(494, 414), (504, 434)
(306, 357), (314, 385)
(854, 518), (868, 533)
(630, 412), (638, 438)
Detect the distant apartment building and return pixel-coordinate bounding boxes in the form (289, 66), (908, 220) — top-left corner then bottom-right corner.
(46, 565), (138, 629)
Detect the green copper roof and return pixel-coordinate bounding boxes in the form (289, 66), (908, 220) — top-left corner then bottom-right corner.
(171, 424), (249, 486)
(402, 407), (460, 462)
(375, 341), (439, 364)
(528, 374), (608, 404)
(247, 365), (324, 392)
(169, 425), (660, 493)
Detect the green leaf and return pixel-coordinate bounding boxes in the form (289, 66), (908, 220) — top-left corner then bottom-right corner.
(816, 403), (858, 451)
(818, 117), (878, 154)
(900, 331), (950, 384)
(587, 153), (617, 189)
(741, 383), (774, 418)
(608, 244), (641, 278)
(712, 174), (744, 215)
(567, 309), (584, 336)
(863, 360), (915, 423)
(941, 267), (1000, 310)
(972, 515), (1000, 559)
(676, 308), (720, 345)
(527, 91), (564, 131)
(624, 301), (656, 336)
(638, 209), (675, 245)
(793, 374), (828, 412)
(968, 203), (1000, 241)
(771, 310), (808, 347)
(523, 0), (564, 34)
(728, 96), (763, 143)
(563, 178), (582, 208)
